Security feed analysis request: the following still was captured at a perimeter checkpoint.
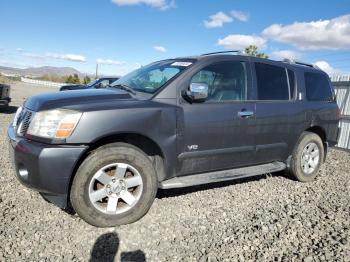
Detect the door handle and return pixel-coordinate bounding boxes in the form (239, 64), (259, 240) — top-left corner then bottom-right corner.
(238, 110), (254, 118)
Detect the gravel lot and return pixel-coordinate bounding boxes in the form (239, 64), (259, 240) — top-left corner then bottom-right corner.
(0, 82), (350, 261)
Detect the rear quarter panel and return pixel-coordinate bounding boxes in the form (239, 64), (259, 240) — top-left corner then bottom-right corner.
(289, 68), (339, 149)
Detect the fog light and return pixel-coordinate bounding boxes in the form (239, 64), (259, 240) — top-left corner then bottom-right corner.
(18, 166), (29, 180)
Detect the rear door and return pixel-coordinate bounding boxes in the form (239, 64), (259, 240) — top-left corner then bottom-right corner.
(252, 61), (295, 163)
(177, 57), (256, 175)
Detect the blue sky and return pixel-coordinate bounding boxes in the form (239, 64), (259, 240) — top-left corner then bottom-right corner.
(1, 0), (350, 76)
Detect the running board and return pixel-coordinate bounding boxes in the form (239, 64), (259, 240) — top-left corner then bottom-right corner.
(159, 162), (286, 189)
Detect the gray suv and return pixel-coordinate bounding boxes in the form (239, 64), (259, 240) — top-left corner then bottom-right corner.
(8, 52), (340, 227)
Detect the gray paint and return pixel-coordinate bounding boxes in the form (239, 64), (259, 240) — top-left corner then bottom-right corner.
(8, 54), (340, 209)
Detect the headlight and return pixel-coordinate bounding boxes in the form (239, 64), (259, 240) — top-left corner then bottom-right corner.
(27, 109), (82, 139)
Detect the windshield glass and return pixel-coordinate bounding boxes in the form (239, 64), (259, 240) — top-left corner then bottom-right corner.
(86, 79), (98, 87)
(110, 59), (195, 94)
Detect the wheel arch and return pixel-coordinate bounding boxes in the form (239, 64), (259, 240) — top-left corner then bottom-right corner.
(305, 125), (328, 160)
(305, 126), (326, 142)
(67, 132), (166, 204)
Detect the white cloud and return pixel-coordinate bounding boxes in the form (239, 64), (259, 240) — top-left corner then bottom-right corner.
(262, 14), (350, 50)
(314, 61), (342, 75)
(96, 58), (125, 65)
(16, 48), (24, 52)
(153, 46), (167, 52)
(111, 0), (175, 10)
(204, 11), (233, 28)
(230, 10), (249, 22)
(20, 51), (86, 62)
(217, 34), (266, 50)
(270, 50), (300, 60)
(204, 10), (249, 28)
(46, 53), (86, 62)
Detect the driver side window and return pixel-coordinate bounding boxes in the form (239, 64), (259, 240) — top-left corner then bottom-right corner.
(190, 61), (247, 102)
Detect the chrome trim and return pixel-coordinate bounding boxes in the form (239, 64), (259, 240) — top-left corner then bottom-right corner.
(238, 111), (254, 118)
(15, 108), (35, 137)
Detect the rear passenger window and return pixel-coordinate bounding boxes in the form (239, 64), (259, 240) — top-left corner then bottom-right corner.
(255, 63), (289, 100)
(304, 72), (332, 101)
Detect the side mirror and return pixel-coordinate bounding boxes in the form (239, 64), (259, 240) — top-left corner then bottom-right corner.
(184, 83), (208, 103)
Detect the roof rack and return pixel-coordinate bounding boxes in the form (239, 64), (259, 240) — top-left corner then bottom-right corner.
(201, 50), (246, 56)
(283, 58), (320, 69)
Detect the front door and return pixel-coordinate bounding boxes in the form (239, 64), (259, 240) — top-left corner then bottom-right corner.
(177, 59), (256, 175)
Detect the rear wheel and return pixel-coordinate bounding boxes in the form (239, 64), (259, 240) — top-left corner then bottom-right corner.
(70, 142), (158, 227)
(289, 131), (324, 182)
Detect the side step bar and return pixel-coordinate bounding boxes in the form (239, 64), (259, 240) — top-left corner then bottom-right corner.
(159, 162), (286, 189)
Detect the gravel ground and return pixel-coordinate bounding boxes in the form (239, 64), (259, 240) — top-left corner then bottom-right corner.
(0, 82), (350, 261)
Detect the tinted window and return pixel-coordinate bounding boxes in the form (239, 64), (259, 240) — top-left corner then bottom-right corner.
(191, 61), (247, 102)
(288, 69), (296, 99)
(305, 72), (332, 101)
(255, 63), (289, 100)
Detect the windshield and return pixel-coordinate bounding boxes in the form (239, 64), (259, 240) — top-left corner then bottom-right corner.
(86, 79), (98, 87)
(110, 59), (195, 94)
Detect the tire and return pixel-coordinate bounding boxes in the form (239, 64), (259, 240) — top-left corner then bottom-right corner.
(70, 142), (158, 227)
(289, 131), (324, 182)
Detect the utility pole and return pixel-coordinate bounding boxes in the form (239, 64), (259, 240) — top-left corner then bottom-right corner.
(95, 63), (99, 79)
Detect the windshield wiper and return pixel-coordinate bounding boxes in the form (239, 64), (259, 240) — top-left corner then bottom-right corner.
(112, 84), (136, 95)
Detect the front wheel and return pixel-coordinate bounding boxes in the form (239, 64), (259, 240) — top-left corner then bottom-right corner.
(289, 131), (324, 182)
(70, 143), (158, 227)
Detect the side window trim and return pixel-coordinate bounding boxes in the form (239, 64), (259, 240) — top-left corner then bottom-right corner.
(285, 68), (291, 100)
(288, 69), (298, 101)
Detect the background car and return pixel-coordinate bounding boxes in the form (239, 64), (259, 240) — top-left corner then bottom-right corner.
(0, 84), (11, 107)
(59, 77), (119, 91)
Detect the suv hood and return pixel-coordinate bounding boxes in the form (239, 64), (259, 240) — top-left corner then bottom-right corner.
(25, 88), (133, 111)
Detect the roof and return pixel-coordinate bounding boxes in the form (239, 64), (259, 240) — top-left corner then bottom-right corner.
(174, 52), (323, 73)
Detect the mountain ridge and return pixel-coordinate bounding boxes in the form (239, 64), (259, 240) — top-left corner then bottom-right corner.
(0, 65), (86, 77)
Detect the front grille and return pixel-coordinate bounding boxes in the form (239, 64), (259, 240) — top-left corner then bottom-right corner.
(20, 111), (33, 134)
(17, 109), (34, 136)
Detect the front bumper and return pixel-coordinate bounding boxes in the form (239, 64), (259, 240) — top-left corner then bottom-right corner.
(7, 125), (87, 208)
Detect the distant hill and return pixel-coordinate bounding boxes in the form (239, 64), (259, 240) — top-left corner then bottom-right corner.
(0, 66), (85, 77)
